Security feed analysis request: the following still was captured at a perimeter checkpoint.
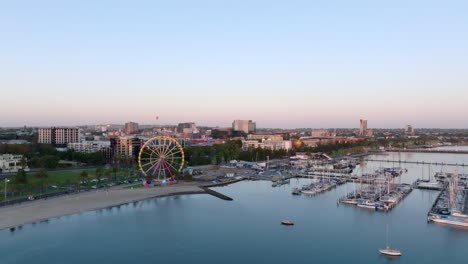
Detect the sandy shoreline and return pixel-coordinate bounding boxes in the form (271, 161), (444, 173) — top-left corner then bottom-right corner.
(0, 183), (206, 231)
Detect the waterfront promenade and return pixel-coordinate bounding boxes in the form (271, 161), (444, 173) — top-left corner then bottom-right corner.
(0, 183), (205, 231)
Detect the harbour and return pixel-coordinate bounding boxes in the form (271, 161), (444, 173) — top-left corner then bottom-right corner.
(1, 148), (468, 263)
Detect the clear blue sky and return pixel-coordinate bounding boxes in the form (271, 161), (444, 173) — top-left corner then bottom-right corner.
(1, 0), (467, 128)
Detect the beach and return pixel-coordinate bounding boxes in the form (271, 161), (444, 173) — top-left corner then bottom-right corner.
(0, 183), (205, 230)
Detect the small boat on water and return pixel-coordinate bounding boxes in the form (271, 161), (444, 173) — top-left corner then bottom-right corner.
(379, 224), (402, 257)
(379, 247), (402, 256)
(281, 221), (294, 226)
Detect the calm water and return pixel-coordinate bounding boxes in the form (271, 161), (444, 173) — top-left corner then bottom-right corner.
(1, 151), (468, 264)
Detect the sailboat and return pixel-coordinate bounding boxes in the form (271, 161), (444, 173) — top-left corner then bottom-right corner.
(417, 164), (441, 190)
(378, 224), (402, 256)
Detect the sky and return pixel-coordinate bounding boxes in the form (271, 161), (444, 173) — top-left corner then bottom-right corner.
(1, 0), (468, 128)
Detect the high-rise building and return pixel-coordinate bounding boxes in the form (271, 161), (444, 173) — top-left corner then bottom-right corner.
(38, 127), (79, 146)
(110, 137), (143, 160)
(177, 122), (198, 134)
(124, 122), (139, 134)
(405, 125), (415, 135)
(359, 119), (368, 137)
(232, 120), (256, 134)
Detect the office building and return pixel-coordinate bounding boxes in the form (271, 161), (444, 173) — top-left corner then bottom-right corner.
(177, 122), (198, 134)
(311, 129), (333, 137)
(359, 119), (368, 137)
(0, 154), (30, 174)
(67, 141), (111, 153)
(242, 139), (292, 151)
(38, 127), (79, 146)
(124, 122), (139, 134)
(211, 128), (233, 139)
(232, 120), (256, 134)
(247, 134), (284, 141)
(110, 137), (143, 159)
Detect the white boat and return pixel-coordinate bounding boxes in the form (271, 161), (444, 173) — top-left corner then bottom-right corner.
(429, 215), (468, 227)
(379, 247), (402, 256)
(340, 199), (358, 205)
(357, 200), (375, 209)
(379, 225), (402, 256)
(417, 181), (442, 189)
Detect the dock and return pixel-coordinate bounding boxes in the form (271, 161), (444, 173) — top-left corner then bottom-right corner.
(360, 159), (468, 167)
(201, 187), (234, 201)
(387, 149), (468, 155)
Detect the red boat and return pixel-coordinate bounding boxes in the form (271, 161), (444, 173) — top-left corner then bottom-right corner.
(281, 221), (295, 226)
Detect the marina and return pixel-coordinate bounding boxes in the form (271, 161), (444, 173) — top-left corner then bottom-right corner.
(2, 148), (468, 264)
(338, 168), (412, 211)
(427, 173), (468, 227)
(292, 176), (346, 196)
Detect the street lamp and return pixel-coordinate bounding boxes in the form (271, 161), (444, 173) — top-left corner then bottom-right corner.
(4, 178), (10, 203)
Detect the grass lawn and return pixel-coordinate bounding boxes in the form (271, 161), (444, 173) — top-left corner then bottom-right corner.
(45, 169), (97, 184)
(1, 168), (140, 202)
(1, 169), (98, 189)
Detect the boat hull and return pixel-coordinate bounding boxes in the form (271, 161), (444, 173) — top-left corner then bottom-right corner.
(430, 217), (468, 227)
(379, 249), (402, 256)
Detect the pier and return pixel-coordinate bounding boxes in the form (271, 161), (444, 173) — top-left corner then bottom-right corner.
(201, 187), (234, 201)
(360, 159), (468, 167)
(387, 149), (468, 154)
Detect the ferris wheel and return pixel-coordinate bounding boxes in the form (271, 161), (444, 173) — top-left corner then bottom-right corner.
(138, 136), (184, 182)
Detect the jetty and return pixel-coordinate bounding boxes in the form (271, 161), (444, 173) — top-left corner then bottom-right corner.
(361, 159), (468, 167)
(201, 187), (233, 201)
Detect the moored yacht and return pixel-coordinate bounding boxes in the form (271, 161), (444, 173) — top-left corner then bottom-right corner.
(379, 224), (402, 257)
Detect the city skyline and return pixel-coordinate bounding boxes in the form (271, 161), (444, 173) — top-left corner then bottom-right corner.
(2, 1), (468, 128)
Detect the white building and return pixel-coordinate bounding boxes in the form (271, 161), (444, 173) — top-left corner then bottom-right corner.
(262, 140), (293, 151)
(242, 139), (292, 151)
(232, 120), (256, 134)
(242, 140), (263, 150)
(38, 127), (79, 145)
(0, 154), (30, 174)
(67, 141), (111, 153)
(247, 134), (283, 141)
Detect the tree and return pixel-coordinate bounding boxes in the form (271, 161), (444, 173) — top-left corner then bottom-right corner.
(95, 167), (104, 183)
(40, 155), (59, 169)
(112, 166), (120, 180)
(19, 156), (28, 169)
(36, 168), (48, 196)
(104, 169), (111, 180)
(183, 171), (192, 181)
(79, 170), (88, 185)
(13, 169), (28, 185)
